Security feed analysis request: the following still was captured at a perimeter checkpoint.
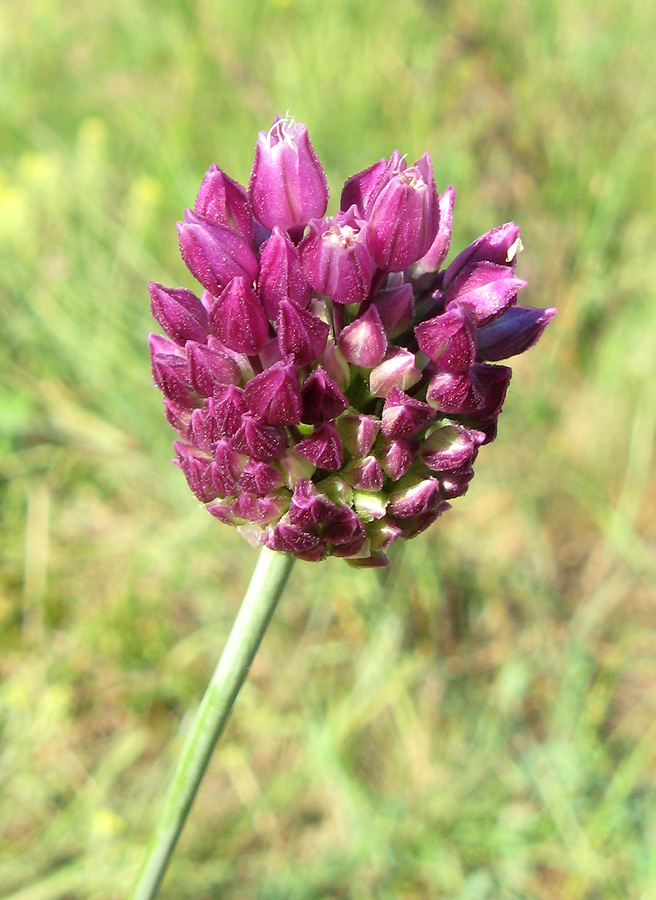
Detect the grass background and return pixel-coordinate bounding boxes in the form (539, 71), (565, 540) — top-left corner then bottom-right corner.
(1, 0), (656, 897)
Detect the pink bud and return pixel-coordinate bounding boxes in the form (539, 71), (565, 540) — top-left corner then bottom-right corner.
(258, 227), (312, 319)
(444, 222), (522, 286)
(212, 386), (247, 438)
(294, 422), (343, 470)
(418, 424), (485, 472)
(337, 305), (387, 368)
(388, 477), (442, 518)
(299, 206), (373, 305)
(249, 115), (328, 232)
(344, 456), (384, 492)
(194, 164), (253, 242)
(381, 387), (435, 439)
(232, 414), (287, 460)
(369, 347), (421, 398)
(177, 211), (258, 298)
(412, 185), (456, 277)
(414, 302), (477, 373)
(476, 306), (557, 361)
(445, 262), (527, 327)
(149, 283), (210, 346)
(379, 438), (416, 481)
(426, 364), (512, 419)
(243, 360), (302, 426)
(186, 341), (242, 396)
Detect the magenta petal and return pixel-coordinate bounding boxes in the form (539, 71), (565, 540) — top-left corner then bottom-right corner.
(388, 477), (442, 518)
(294, 422), (343, 470)
(212, 385), (247, 438)
(299, 206), (373, 305)
(444, 222), (522, 286)
(177, 211), (258, 297)
(445, 262), (527, 327)
(413, 186), (456, 275)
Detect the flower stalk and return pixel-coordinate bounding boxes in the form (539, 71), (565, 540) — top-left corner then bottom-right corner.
(129, 547), (295, 900)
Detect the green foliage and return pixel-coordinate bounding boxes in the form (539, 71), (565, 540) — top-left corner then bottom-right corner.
(1, 0), (656, 897)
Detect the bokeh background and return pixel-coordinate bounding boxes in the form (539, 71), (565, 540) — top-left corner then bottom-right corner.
(2, 0), (656, 897)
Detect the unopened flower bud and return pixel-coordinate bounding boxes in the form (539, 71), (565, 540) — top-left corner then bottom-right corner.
(177, 210), (258, 298)
(337, 305), (387, 368)
(388, 476), (442, 518)
(445, 262), (527, 327)
(414, 302), (476, 373)
(258, 227), (312, 319)
(411, 185), (456, 278)
(300, 366), (348, 424)
(149, 283), (210, 346)
(372, 283), (414, 338)
(277, 299), (330, 366)
(209, 277), (269, 355)
(338, 413), (379, 457)
(249, 114), (328, 232)
(369, 347), (421, 398)
(476, 306), (557, 361)
(426, 364), (512, 419)
(194, 164), (253, 242)
(444, 222), (523, 286)
(381, 387), (435, 439)
(294, 422), (343, 470)
(300, 206), (373, 305)
(243, 360), (302, 426)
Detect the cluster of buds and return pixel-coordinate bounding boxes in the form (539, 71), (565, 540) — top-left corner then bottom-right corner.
(149, 115), (555, 566)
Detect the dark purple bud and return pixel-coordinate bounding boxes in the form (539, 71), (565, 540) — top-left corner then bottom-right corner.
(243, 360), (302, 426)
(177, 210), (258, 298)
(173, 442), (219, 503)
(411, 185), (456, 277)
(340, 150), (405, 217)
(323, 506), (366, 551)
(414, 302), (476, 373)
(249, 115), (328, 232)
(381, 387), (435, 439)
(439, 463), (475, 499)
(232, 414), (287, 461)
(212, 385), (247, 438)
(288, 479), (340, 527)
(368, 153), (439, 272)
(426, 363), (512, 418)
(258, 227), (312, 319)
(213, 439), (244, 494)
(194, 164), (253, 242)
(388, 477), (443, 518)
(445, 262), (527, 327)
(238, 459), (284, 495)
(149, 283), (210, 346)
(372, 283), (414, 338)
(233, 492), (284, 524)
(395, 505), (450, 538)
(344, 456), (384, 491)
(277, 299), (330, 366)
(149, 333), (196, 407)
(265, 522), (326, 562)
(379, 437), (416, 481)
(337, 305), (388, 368)
(299, 206), (373, 305)
(444, 222), (523, 286)
(369, 347), (421, 398)
(294, 422), (343, 470)
(338, 414), (379, 457)
(476, 306), (557, 361)
(418, 423), (485, 472)
(186, 341), (242, 397)
(300, 366), (349, 424)
(209, 277), (269, 355)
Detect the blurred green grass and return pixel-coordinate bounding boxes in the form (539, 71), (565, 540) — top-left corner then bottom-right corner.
(1, 0), (656, 897)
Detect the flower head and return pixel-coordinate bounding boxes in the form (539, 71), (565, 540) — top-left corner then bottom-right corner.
(150, 116), (555, 566)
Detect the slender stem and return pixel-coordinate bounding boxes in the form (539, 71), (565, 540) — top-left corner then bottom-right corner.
(129, 547), (295, 900)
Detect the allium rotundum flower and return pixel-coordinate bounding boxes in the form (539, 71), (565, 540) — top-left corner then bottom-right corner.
(149, 113), (555, 567)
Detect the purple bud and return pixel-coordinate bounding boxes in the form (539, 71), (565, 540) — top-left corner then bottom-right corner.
(265, 522), (326, 562)
(277, 299), (330, 366)
(233, 492), (284, 524)
(294, 422), (343, 470)
(444, 222), (523, 286)
(186, 341), (242, 397)
(323, 506), (366, 552)
(439, 463), (475, 500)
(395, 505), (450, 538)
(173, 442), (218, 503)
(177, 210), (258, 298)
(209, 277), (270, 355)
(426, 364), (512, 419)
(212, 385), (247, 438)
(368, 153), (439, 272)
(258, 227), (312, 319)
(259, 336), (283, 370)
(299, 206), (373, 305)
(344, 456), (384, 491)
(300, 366), (349, 424)
(164, 399), (192, 438)
(243, 360), (302, 426)
(338, 414), (380, 458)
(414, 302), (477, 373)
(249, 115), (328, 232)
(369, 347), (421, 398)
(337, 305), (388, 368)
(214, 439), (244, 493)
(190, 403), (222, 452)
(288, 479), (340, 526)
(372, 283), (414, 338)
(194, 164), (253, 242)
(149, 283), (210, 346)
(232, 414), (287, 461)
(379, 437), (416, 481)
(476, 306), (557, 361)
(149, 333), (196, 407)
(411, 185), (456, 276)
(238, 459), (284, 495)
(388, 477), (442, 518)
(340, 150), (406, 217)
(418, 423), (485, 472)
(381, 387), (435, 439)
(445, 262), (527, 327)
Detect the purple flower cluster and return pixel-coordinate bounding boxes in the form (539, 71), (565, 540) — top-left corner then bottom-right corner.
(149, 114), (555, 566)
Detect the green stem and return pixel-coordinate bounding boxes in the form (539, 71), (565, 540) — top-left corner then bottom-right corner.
(129, 547), (295, 900)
